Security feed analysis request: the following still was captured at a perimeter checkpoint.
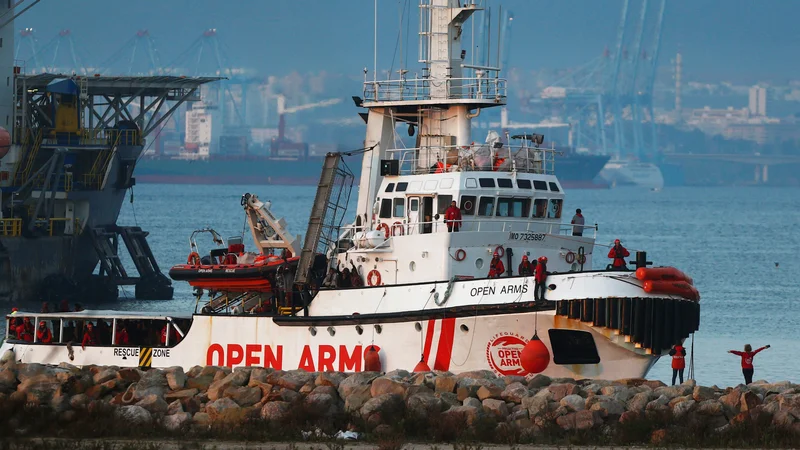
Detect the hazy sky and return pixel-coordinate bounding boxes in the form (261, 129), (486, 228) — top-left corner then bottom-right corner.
(13, 0), (800, 84)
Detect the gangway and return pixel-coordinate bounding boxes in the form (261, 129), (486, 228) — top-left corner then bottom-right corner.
(294, 153), (354, 288)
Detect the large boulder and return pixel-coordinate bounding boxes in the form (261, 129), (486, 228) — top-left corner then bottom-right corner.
(560, 394), (586, 412)
(166, 367), (187, 390)
(370, 377), (407, 398)
(344, 384), (372, 413)
(435, 376), (457, 394)
(165, 388), (199, 402)
(206, 397), (242, 422)
(224, 386), (262, 407)
(476, 385), (504, 401)
(207, 371), (249, 401)
(548, 383), (580, 402)
(186, 375), (214, 391)
(304, 392), (336, 414)
(589, 399), (626, 418)
(260, 401), (292, 423)
(162, 412), (192, 432)
(500, 382), (530, 403)
(672, 399), (696, 419)
(315, 372), (347, 388)
(693, 385), (716, 402)
(338, 372), (380, 399)
(267, 370), (313, 392)
(406, 392), (444, 421)
(92, 368), (118, 385)
(135, 369), (169, 400)
(627, 391), (653, 413)
(482, 398), (509, 419)
(136, 394), (169, 414)
(441, 405), (484, 427)
(115, 405), (152, 425)
(0, 369), (18, 393)
(17, 374), (61, 405)
(360, 393), (404, 423)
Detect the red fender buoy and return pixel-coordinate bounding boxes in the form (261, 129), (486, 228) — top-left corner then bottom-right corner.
(364, 345), (382, 372)
(520, 333), (550, 374)
(413, 355), (431, 373)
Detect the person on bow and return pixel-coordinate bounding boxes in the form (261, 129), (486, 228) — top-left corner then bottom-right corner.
(534, 257), (548, 302)
(488, 252), (505, 278)
(669, 343), (687, 385)
(518, 255), (534, 277)
(36, 321), (53, 344)
(81, 322), (98, 350)
(571, 209), (585, 237)
(608, 239), (630, 270)
(445, 200), (462, 232)
(729, 344), (770, 385)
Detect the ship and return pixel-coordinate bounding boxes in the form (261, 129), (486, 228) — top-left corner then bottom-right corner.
(0, 2), (220, 304)
(2, 0), (699, 380)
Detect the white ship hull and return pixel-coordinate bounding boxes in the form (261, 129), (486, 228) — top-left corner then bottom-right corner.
(600, 159), (665, 190)
(2, 272), (696, 380)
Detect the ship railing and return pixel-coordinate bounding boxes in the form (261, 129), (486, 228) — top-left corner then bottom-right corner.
(0, 218), (22, 237)
(385, 144), (557, 175)
(340, 218), (597, 249)
(40, 129), (141, 148)
(363, 77), (507, 103)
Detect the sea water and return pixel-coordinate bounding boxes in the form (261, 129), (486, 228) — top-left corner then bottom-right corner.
(12, 185), (800, 386)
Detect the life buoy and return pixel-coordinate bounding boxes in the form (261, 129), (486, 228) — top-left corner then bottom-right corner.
(565, 251), (575, 264)
(494, 245), (505, 258)
(377, 223), (390, 239)
(577, 254), (586, 264)
(187, 252), (201, 265)
(391, 222), (404, 236)
(454, 249), (467, 261)
(367, 269), (382, 286)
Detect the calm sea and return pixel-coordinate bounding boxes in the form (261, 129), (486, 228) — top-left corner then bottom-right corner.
(12, 184), (800, 387)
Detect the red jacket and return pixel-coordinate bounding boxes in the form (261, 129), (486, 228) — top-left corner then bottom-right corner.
(17, 323), (34, 342)
(444, 206), (462, 226)
(82, 330), (97, 347)
(731, 347), (767, 369)
(115, 329), (129, 345)
(160, 326), (181, 346)
(535, 261), (548, 283)
(36, 327), (53, 344)
(669, 345), (686, 369)
(518, 261), (534, 276)
(608, 245), (630, 267)
(488, 258), (505, 278)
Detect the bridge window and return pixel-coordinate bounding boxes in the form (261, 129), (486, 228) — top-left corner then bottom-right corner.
(497, 178), (513, 188)
(385, 183), (395, 193)
(393, 198), (405, 217)
(437, 195), (453, 215)
(549, 182), (560, 192)
(478, 197), (495, 216)
(496, 198), (530, 218)
(548, 329), (600, 365)
(533, 180), (548, 190)
(396, 182), (408, 192)
(533, 199), (548, 218)
(465, 178), (478, 188)
(379, 199), (392, 218)
(517, 179), (532, 189)
(548, 199), (563, 219)
(460, 195), (476, 215)
(478, 178), (495, 188)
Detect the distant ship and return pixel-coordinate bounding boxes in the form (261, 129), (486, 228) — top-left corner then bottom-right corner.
(599, 158), (665, 190)
(134, 146), (610, 188)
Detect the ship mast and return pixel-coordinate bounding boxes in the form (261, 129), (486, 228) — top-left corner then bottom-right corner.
(355, 0), (506, 225)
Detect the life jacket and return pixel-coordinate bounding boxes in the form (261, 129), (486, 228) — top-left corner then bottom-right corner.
(115, 329), (129, 345)
(535, 262), (548, 283)
(518, 261), (533, 276)
(489, 258), (505, 277)
(671, 345), (686, 369)
(36, 327), (53, 344)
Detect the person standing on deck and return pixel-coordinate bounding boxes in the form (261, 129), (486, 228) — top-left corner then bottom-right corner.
(669, 343), (687, 385)
(445, 201), (462, 232)
(729, 344), (770, 385)
(36, 321), (53, 344)
(81, 322), (97, 350)
(518, 255), (534, 276)
(608, 239), (630, 269)
(488, 252), (505, 278)
(571, 209), (585, 236)
(534, 257), (548, 302)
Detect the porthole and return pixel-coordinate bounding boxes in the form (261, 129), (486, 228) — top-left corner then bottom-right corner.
(356, 325), (364, 335)
(374, 324), (383, 334)
(415, 322), (422, 332)
(309, 326), (317, 336)
(327, 326), (336, 336)
(460, 324), (469, 332)
(409, 261), (416, 271)
(475, 258), (484, 269)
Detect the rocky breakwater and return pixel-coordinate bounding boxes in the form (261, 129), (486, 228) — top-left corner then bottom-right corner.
(0, 357), (798, 445)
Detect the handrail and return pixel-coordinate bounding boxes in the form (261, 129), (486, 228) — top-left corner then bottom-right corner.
(363, 76), (507, 103)
(385, 144), (558, 175)
(41, 128), (141, 148)
(0, 219), (22, 237)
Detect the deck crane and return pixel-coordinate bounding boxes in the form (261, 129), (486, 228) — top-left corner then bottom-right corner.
(271, 95), (342, 158)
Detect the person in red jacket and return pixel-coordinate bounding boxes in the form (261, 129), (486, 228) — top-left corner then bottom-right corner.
(81, 322), (97, 350)
(729, 344), (770, 385)
(115, 321), (130, 346)
(488, 252), (505, 278)
(444, 201), (462, 232)
(669, 343), (687, 385)
(534, 256), (548, 302)
(160, 324), (182, 346)
(36, 321), (53, 344)
(16, 317), (34, 342)
(518, 255), (534, 276)
(607, 239), (630, 269)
